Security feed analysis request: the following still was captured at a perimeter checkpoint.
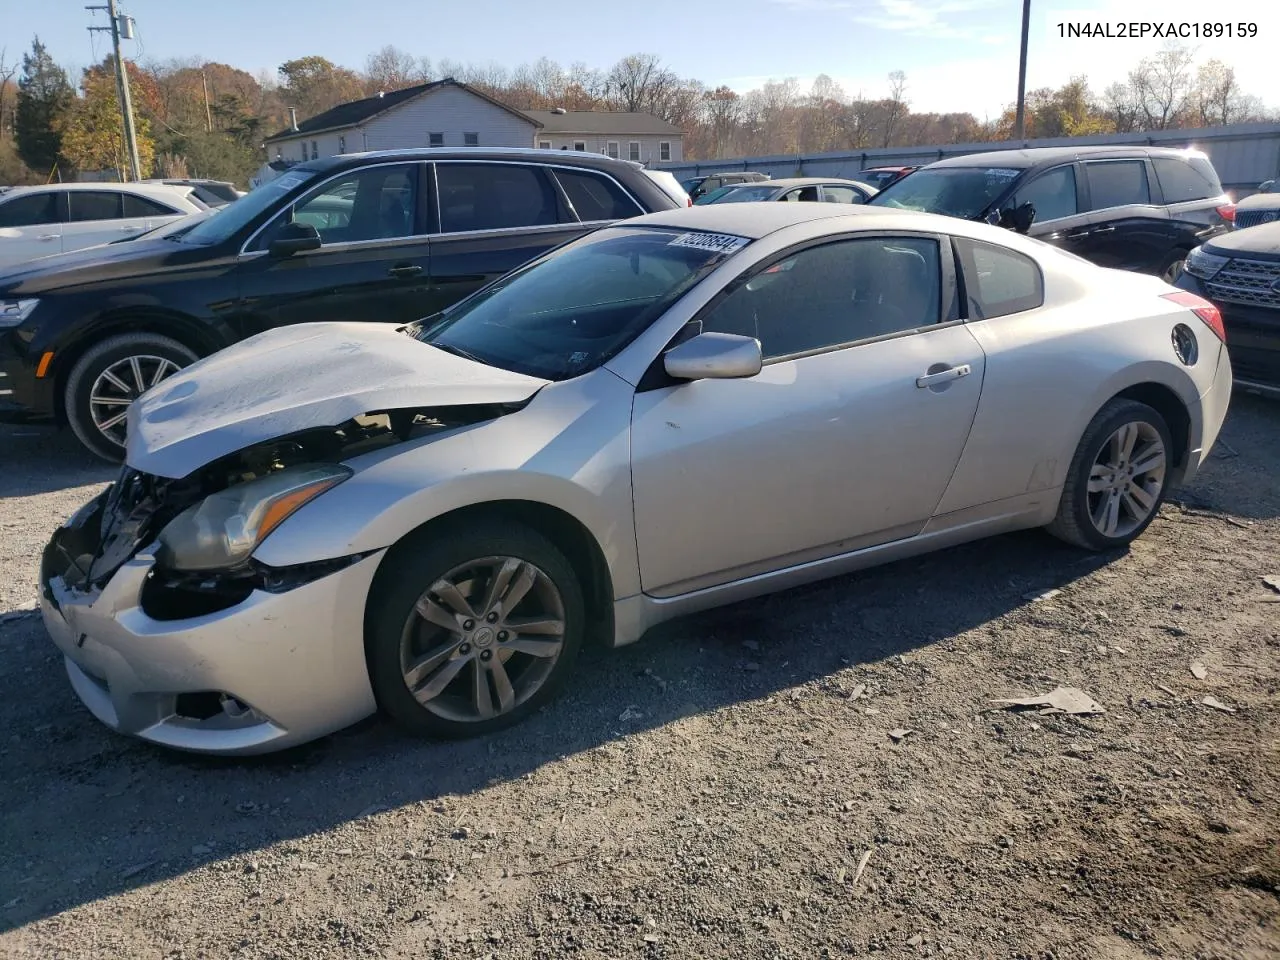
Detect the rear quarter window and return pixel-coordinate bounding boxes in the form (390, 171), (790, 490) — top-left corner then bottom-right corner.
(1153, 157), (1223, 203)
(553, 169), (643, 222)
(954, 237), (1044, 320)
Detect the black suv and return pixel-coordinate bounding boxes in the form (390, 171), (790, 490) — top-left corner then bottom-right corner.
(868, 146), (1234, 281)
(679, 171), (770, 202)
(0, 148), (681, 460)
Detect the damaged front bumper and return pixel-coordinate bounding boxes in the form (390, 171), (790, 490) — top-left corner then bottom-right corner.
(40, 499), (385, 756)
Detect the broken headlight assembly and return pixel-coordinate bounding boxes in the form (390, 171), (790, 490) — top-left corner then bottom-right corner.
(155, 463), (351, 572)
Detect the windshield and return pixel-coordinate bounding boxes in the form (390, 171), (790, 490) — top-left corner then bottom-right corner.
(869, 166), (1024, 219)
(412, 226), (749, 381)
(693, 185), (742, 205)
(179, 168), (318, 245)
(713, 184), (779, 203)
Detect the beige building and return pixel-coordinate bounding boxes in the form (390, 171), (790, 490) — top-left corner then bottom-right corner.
(263, 80), (682, 168)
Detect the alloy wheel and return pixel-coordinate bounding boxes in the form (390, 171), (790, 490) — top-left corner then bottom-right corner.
(399, 556), (566, 723)
(89, 354), (182, 446)
(1161, 258), (1186, 284)
(1086, 421), (1167, 538)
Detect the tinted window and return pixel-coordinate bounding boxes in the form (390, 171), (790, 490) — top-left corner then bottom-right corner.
(870, 166), (1022, 219)
(954, 237), (1043, 319)
(1085, 160), (1149, 210)
(437, 163), (558, 232)
(180, 167), (321, 246)
(123, 193), (179, 217)
(68, 191), (123, 222)
(1011, 165), (1077, 222)
(700, 237), (942, 360)
(554, 168), (643, 222)
(251, 164), (417, 250)
(1153, 157), (1221, 203)
(415, 226), (737, 380)
(0, 192), (60, 227)
(821, 185), (863, 204)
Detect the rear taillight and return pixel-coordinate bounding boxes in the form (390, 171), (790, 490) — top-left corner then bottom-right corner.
(1162, 290), (1226, 343)
(1216, 203), (1236, 223)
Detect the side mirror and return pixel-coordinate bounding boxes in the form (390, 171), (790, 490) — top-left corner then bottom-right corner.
(1260, 179), (1276, 194)
(268, 220), (322, 257)
(997, 201), (1036, 234)
(663, 332), (762, 381)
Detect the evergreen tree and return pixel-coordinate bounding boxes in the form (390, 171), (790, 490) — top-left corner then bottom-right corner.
(15, 37), (73, 175)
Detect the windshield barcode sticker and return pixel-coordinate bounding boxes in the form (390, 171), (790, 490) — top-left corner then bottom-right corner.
(668, 232), (750, 255)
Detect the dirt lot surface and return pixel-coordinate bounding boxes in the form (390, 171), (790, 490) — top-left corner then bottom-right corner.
(2, 400), (1278, 960)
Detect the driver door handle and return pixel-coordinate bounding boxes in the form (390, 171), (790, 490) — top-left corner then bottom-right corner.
(916, 364), (972, 388)
(1065, 229), (1091, 239)
(1091, 224), (1116, 234)
(388, 264), (423, 278)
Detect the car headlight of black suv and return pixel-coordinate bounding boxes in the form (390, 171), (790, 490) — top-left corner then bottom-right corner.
(1183, 246), (1229, 281)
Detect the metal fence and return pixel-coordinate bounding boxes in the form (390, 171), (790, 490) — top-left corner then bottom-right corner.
(659, 122), (1280, 197)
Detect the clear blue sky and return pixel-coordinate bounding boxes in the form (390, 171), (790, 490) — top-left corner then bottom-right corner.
(5, 0), (1274, 119)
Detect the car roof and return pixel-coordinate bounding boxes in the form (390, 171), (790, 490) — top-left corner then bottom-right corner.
(298, 146), (647, 175)
(735, 177), (872, 188)
(927, 145), (1209, 170)
(2, 181), (195, 197)
(630, 202), (924, 238)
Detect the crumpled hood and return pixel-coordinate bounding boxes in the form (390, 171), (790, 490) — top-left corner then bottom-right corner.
(127, 322), (549, 478)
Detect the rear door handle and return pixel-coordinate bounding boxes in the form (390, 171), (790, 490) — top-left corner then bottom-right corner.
(1092, 225), (1115, 234)
(120, 225), (142, 232)
(1065, 229), (1091, 239)
(916, 364), (972, 388)
(388, 264), (423, 278)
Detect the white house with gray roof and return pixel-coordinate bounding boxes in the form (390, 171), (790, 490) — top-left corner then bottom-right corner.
(262, 80), (682, 168)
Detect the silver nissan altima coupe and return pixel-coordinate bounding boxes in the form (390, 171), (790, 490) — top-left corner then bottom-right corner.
(40, 204), (1233, 754)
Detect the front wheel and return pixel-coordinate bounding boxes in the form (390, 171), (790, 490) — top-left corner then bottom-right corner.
(1047, 399), (1173, 551)
(64, 332), (198, 462)
(366, 521), (586, 740)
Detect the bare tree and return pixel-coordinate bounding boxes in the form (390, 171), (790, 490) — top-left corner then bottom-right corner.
(0, 48), (19, 138)
(882, 70), (908, 146)
(365, 45), (420, 92)
(1129, 44), (1194, 129)
(606, 54), (673, 113)
(1101, 80), (1140, 132)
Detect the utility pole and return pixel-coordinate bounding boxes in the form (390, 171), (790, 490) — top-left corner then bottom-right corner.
(87, 0), (141, 180)
(201, 70), (213, 132)
(1013, 0), (1031, 140)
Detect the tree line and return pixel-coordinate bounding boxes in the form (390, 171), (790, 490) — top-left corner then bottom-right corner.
(0, 39), (1271, 188)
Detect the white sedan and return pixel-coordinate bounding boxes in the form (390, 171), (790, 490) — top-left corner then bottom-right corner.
(0, 182), (208, 268)
(40, 204), (1233, 754)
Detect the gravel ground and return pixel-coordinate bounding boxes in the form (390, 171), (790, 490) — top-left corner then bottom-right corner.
(1, 399), (1278, 960)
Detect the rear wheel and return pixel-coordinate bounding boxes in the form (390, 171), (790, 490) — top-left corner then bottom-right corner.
(366, 520), (585, 740)
(64, 332), (198, 462)
(1047, 399), (1173, 551)
(1159, 249), (1188, 284)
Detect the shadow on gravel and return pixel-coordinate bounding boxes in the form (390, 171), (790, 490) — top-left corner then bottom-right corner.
(1, 394), (1276, 931)
(0, 425), (116, 499)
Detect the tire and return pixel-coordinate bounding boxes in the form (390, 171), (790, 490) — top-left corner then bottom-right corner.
(366, 519), (586, 740)
(64, 332), (199, 462)
(1047, 398), (1174, 551)
(1158, 249), (1189, 285)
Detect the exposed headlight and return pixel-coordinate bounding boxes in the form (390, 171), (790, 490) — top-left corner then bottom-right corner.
(1184, 246), (1229, 281)
(0, 298), (39, 328)
(156, 463), (351, 571)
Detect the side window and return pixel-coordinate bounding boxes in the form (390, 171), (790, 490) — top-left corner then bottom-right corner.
(122, 194), (179, 217)
(251, 164), (417, 250)
(0, 192), (60, 227)
(553, 168), (643, 222)
(68, 191), (124, 222)
(436, 163), (559, 233)
(1011, 166), (1077, 222)
(699, 236), (942, 360)
(954, 237), (1043, 320)
(821, 185), (861, 204)
(782, 186), (820, 202)
(1152, 157), (1220, 203)
(1085, 160), (1149, 211)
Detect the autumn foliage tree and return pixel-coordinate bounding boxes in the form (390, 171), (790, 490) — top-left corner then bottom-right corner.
(58, 70), (155, 178)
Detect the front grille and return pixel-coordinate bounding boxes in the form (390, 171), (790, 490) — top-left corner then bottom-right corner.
(1236, 209), (1280, 230)
(1205, 257), (1280, 309)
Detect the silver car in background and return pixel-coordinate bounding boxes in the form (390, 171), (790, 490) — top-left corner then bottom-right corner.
(40, 204), (1233, 754)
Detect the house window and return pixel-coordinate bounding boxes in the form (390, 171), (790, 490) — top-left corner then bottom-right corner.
(606, 141), (619, 159)
(628, 142), (641, 162)
(573, 141), (586, 152)
(659, 141), (671, 162)
(464, 132), (479, 147)
(538, 140), (552, 149)
(310, 141), (319, 160)
(429, 132), (444, 147)
(338, 136), (346, 154)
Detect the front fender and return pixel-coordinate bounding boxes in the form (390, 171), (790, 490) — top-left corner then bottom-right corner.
(251, 371), (642, 599)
